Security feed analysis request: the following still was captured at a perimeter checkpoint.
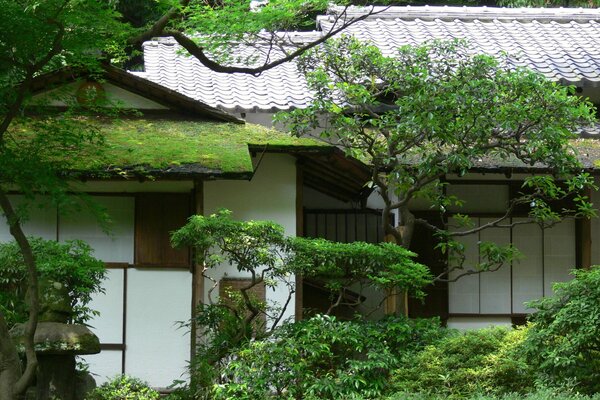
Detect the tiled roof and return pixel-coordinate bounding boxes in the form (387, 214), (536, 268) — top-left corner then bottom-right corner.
(140, 6), (600, 112)
(140, 35), (317, 112)
(320, 6), (600, 86)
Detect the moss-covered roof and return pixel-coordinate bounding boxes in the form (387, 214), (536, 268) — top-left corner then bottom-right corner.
(11, 117), (330, 178)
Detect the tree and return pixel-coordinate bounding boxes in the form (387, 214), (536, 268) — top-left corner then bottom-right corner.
(2, 0), (397, 396)
(279, 37), (596, 287)
(170, 209), (431, 393)
(0, 1), (131, 398)
(122, 0), (390, 74)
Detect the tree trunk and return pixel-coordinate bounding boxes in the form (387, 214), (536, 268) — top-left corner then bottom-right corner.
(0, 189), (39, 398)
(0, 313), (22, 400)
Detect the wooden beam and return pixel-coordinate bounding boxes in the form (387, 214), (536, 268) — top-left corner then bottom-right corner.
(190, 179), (204, 357)
(295, 163), (304, 322)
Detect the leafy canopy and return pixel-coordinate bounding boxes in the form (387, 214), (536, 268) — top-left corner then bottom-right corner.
(278, 37), (596, 276)
(170, 210), (431, 392)
(524, 266), (600, 392)
(0, 238), (106, 327)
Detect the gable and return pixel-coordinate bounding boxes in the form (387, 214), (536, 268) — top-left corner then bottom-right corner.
(32, 81), (169, 110)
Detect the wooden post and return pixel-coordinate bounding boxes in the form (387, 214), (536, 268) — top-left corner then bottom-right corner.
(576, 188), (592, 270)
(383, 233), (408, 316)
(295, 162), (304, 321)
(190, 179), (205, 357)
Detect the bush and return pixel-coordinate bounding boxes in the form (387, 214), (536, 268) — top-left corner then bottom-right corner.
(384, 388), (600, 400)
(524, 266), (600, 393)
(86, 375), (159, 400)
(0, 238), (106, 327)
(391, 326), (534, 398)
(211, 315), (446, 400)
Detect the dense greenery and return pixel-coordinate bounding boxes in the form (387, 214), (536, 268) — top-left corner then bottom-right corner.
(279, 37), (596, 284)
(524, 267), (600, 392)
(86, 375), (159, 400)
(213, 315), (446, 400)
(162, 265), (600, 399)
(392, 327), (533, 398)
(0, 238), (106, 328)
(170, 210), (431, 395)
(2, 0), (360, 396)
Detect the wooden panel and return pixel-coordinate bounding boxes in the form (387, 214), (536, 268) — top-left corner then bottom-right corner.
(219, 278), (267, 328)
(408, 212), (448, 319)
(135, 193), (191, 267)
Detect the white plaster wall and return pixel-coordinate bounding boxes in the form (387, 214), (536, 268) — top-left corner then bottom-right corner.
(87, 269), (125, 344)
(448, 218), (480, 314)
(103, 83), (169, 109)
(83, 268), (125, 384)
(479, 220), (511, 314)
(31, 81), (169, 109)
(59, 196), (135, 263)
(204, 153), (297, 324)
(447, 316), (512, 330)
(543, 219), (575, 296)
(0, 195), (57, 241)
(512, 221), (544, 313)
(125, 269), (192, 388)
(83, 350), (123, 385)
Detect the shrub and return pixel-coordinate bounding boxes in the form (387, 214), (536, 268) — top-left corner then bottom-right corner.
(524, 266), (600, 393)
(211, 315), (446, 400)
(86, 375), (159, 400)
(391, 326), (533, 398)
(384, 388), (600, 400)
(0, 238), (106, 327)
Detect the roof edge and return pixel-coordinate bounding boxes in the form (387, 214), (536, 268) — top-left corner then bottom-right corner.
(320, 5), (600, 24)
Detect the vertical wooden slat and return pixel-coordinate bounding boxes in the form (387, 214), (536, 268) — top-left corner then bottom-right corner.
(295, 163), (304, 321)
(577, 188), (592, 269)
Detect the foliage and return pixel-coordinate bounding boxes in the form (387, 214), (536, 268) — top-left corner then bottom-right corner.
(384, 388), (600, 400)
(278, 36), (596, 278)
(288, 237), (432, 300)
(524, 266), (600, 393)
(0, 238), (106, 327)
(391, 326), (534, 398)
(171, 210), (430, 394)
(85, 375), (160, 400)
(211, 315), (446, 400)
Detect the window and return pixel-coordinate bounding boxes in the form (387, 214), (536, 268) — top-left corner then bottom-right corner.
(135, 193), (191, 267)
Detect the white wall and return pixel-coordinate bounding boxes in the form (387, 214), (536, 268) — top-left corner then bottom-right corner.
(0, 195), (57, 241)
(447, 316), (512, 330)
(0, 191), (192, 388)
(125, 269), (191, 387)
(31, 82), (169, 110)
(83, 268), (125, 383)
(449, 216), (575, 316)
(204, 153), (297, 325)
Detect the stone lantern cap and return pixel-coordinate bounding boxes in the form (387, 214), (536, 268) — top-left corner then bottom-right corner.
(10, 322), (101, 355)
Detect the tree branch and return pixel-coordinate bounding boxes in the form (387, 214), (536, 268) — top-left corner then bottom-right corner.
(160, 6), (390, 75)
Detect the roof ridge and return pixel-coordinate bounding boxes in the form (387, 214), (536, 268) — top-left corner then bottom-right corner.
(320, 5), (600, 24)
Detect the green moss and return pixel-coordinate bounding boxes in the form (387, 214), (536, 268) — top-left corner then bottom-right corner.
(11, 117), (328, 174)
